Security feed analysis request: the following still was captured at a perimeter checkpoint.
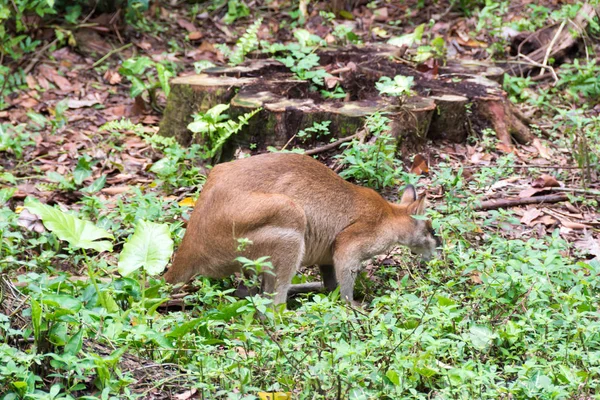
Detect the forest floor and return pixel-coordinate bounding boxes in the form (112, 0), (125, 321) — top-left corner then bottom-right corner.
(1, 0), (600, 399)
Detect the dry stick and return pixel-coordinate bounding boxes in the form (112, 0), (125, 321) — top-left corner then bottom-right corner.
(539, 20), (567, 77)
(461, 164), (583, 169)
(518, 53), (559, 84)
(531, 72), (554, 82)
(23, 38), (60, 75)
(91, 43), (133, 69)
(473, 193), (568, 211)
(304, 133), (359, 156)
(279, 132), (297, 152)
(514, 186), (600, 196)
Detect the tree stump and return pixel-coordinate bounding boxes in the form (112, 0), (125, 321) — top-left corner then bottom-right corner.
(158, 44), (532, 156)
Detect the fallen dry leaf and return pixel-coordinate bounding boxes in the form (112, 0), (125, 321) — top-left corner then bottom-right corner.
(68, 99), (100, 109)
(26, 75), (37, 89)
(455, 36), (488, 48)
(532, 174), (560, 188)
(373, 7), (388, 21)
(531, 215), (557, 226)
(104, 105), (127, 119)
(188, 31), (203, 40)
(178, 197), (196, 207)
(560, 220), (590, 230)
(17, 208), (45, 233)
(532, 138), (551, 159)
(470, 152), (492, 164)
(103, 70), (122, 85)
(496, 143), (514, 153)
(173, 389), (197, 400)
(137, 41), (152, 50)
(470, 271), (483, 284)
(519, 187), (547, 198)
(574, 234), (600, 259)
(490, 177), (519, 190)
(177, 18), (197, 32)
(410, 154), (429, 175)
(18, 97), (39, 108)
(324, 75), (341, 89)
(101, 186), (131, 195)
(520, 208), (543, 226)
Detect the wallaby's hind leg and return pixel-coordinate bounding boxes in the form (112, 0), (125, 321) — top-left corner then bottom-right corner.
(235, 193), (307, 306)
(255, 229), (305, 305)
(285, 264), (336, 298)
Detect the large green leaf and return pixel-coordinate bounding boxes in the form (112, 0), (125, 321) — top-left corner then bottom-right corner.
(24, 197), (113, 253)
(65, 328), (84, 355)
(118, 220), (173, 276)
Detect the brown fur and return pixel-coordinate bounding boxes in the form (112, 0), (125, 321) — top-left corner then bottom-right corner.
(164, 153), (439, 305)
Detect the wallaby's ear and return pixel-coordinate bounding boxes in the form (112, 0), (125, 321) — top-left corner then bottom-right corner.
(408, 196), (426, 215)
(399, 185), (417, 205)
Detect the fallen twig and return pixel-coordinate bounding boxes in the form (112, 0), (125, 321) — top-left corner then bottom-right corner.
(512, 186), (600, 196)
(304, 133), (359, 156)
(23, 38), (60, 75)
(91, 43), (133, 69)
(473, 193), (568, 211)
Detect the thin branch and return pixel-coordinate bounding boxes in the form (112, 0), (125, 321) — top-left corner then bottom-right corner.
(91, 43), (133, 69)
(473, 193), (568, 211)
(540, 20), (566, 76)
(304, 133), (359, 156)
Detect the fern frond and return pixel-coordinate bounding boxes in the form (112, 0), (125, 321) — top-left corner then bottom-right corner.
(229, 19), (263, 66)
(207, 107), (262, 160)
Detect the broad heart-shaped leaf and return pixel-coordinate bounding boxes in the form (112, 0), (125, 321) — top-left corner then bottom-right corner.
(24, 197), (113, 253)
(118, 220), (173, 277)
(467, 325), (497, 350)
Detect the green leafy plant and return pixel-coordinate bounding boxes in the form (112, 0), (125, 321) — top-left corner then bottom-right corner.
(376, 75), (415, 97)
(0, 123), (37, 158)
(118, 57), (174, 108)
(0, 1), (52, 61)
(554, 110), (600, 186)
(216, 18), (262, 65)
(194, 60), (216, 74)
(100, 118), (207, 190)
(320, 85), (346, 99)
(187, 103), (261, 162)
(296, 120), (331, 143)
(118, 220), (173, 278)
(388, 24), (424, 48)
(264, 29), (331, 86)
(336, 112), (406, 189)
(24, 198), (113, 253)
(223, 0), (250, 24)
(414, 37), (446, 62)
(503, 74), (535, 103)
(556, 59), (600, 101)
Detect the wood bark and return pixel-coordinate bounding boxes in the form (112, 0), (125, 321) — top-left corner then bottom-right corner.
(159, 45), (535, 157)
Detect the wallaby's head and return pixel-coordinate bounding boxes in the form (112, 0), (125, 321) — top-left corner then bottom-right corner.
(397, 185), (440, 260)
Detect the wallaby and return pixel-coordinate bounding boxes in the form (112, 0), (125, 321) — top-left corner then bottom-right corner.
(164, 153), (439, 305)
